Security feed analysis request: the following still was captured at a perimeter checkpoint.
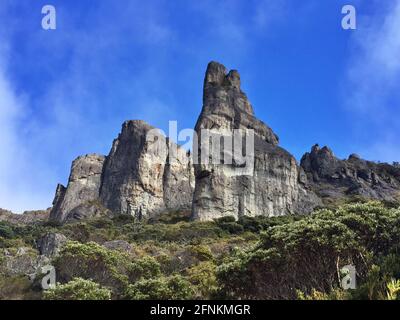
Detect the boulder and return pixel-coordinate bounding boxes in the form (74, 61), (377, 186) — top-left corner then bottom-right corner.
(37, 233), (68, 258)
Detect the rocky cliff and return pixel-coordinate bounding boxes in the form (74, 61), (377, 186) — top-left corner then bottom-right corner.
(99, 120), (194, 219)
(47, 61), (400, 225)
(192, 62), (320, 220)
(301, 144), (400, 204)
(49, 121), (194, 224)
(50, 154), (106, 223)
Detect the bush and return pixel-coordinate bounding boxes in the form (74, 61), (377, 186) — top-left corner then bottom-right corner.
(129, 256), (161, 281)
(125, 274), (194, 300)
(0, 275), (38, 300)
(128, 221), (224, 243)
(0, 223), (15, 239)
(215, 216), (244, 234)
(217, 202), (400, 299)
(187, 261), (219, 299)
(189, 245), (214, 261)
(43, 278), (111, 300)
(54, 241), (131, 293)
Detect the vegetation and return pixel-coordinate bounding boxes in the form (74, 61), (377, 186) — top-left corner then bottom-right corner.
(1, 201), (400, 300)
(43, 278), (111, 300)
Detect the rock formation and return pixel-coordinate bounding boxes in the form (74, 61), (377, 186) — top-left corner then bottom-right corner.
(37, 233), (68, 258)
(192, 61), (321, 220)
(50, 154), (106, 223)
(50, 121), (194, 224)
(301, 144), (400, 203)
(99, 120), (194, 219)
(47, 61), (400, 225)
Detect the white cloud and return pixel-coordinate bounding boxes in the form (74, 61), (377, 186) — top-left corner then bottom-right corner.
(345, 1), (400, 162)
(0, 47), (54, 212)
(0, 1), (178, 212)
(347, 1), (400, 113)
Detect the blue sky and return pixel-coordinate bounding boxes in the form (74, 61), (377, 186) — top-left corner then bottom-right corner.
(1, 0), (399, 212)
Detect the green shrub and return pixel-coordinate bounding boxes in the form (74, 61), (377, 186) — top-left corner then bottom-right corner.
(187, 261), (219, 299)
(0, 223), (15, 239)
(218, 202), (400, 299)
(54, 241), (131, 293)
(129, 221), (224, 243)
(190, 245), (214, 261)
(125, 274), (194, 300)
(0, 275), (38, 300)
(129, 256), (162, 281)
(215, 216), (236, 224)
(43, 278), (111, 300)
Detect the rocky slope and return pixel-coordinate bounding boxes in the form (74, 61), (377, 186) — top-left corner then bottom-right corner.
(301, 144), (400, 204)
(0, 209), (50, 225)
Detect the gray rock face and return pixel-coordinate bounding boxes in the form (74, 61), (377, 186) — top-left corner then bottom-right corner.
(100, 120), (194, 219)
(49, 121), (194, 224)
(37, 233), (68, 258)
(49, 154), (106, 223)
(47, 61), (400, 225)
(1, 247), (49, 278)
(301, 144), (400, 202)
(192, 62), (321, 220)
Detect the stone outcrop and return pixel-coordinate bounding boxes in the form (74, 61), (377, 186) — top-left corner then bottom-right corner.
(50, 121), (194, 224)
(301, 144), (400, 203)
(192, 61), (321, 220)
(49, 154), (106, 223)
(99, 120), (194, 219)
(1, 247), (49, 279)
(37, 233), (68, 258)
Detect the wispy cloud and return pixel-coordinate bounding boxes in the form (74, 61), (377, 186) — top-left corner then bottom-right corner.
(0, 43), (57, 212)
(0, 1), (176, 212)
(344, 0), (400, 162)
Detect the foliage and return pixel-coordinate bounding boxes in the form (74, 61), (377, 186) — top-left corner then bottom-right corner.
(0, 223), (15, 239)
(2, 201), (400, 300)
(54, 241), (131, 293)
(43, 278), (111, 300)
(217, 202), (400, 299)
(0, 275), (40, 300)
(187, 261), (219, 299)
(129, 256), (162, 281)
(386, 278), (400, 300)
(125, 274), (194, 300)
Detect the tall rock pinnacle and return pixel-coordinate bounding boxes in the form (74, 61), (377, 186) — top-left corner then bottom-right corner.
(192, 61), (320, 220)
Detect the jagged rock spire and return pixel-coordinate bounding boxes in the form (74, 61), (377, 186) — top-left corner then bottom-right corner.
(192, 61), (320, 220)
